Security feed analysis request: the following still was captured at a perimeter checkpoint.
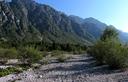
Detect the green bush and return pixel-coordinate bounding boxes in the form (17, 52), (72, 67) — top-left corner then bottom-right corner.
(88, 26), (128, 69)
(51, 50), (64, 57)
(88, 39), (128, 69)
(72, 50), (86, 54)
(88, 41), (106, 64)
(42, 51), (49, 57)
(18, 64), (30, 71)
(0, 67), (23, 77)
(51, 50), (67, 62)
(0, 48), (18, 59)
(19, 47), (42, 64)
(56, 54), (67, 62)
(104, 43), (128, 69)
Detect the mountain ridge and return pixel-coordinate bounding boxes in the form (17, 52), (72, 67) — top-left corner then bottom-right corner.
(69, 15), (128, 42)
(0, 0), (128, 45)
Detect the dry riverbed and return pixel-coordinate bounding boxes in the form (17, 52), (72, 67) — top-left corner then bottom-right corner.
(0, 54), (128, 82)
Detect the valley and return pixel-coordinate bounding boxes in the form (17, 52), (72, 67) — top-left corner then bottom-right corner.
(0, 0), (128, 82)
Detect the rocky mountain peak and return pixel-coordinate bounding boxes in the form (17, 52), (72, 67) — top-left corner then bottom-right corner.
(0, 0), (127, 44)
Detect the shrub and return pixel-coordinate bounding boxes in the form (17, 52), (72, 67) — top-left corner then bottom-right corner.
(0, 67), (23, 77)
(88, 41), (105, 64)
(100, 25), (118, 41)
(88, 39), (128, 69)
(104, 44), (128, 69)
(51, 50), (67, 62)
(19, 47), (42, 64)
(4, 48), (18, 59)
(42, 51), (49, 57)
(0, 48), (18, 59)
(18, 64), (30, 71)
(41, 57), (49, 65)
(72, 50), (86, 54)
(51, 50), (64, 57)
(56, 54), (67, 62)
(88, 26), (128, 69)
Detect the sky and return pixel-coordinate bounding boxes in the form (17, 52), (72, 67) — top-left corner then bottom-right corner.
(36, 0), (128, 32)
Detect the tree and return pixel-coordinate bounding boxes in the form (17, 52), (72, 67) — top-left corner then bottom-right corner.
(88, 26), (128, 69)
(100, 25), (118, 41)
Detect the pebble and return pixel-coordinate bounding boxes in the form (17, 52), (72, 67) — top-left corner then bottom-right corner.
(1, 55), (128, 82)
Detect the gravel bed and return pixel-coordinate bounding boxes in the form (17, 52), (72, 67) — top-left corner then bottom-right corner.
(0, 55), (128, 82)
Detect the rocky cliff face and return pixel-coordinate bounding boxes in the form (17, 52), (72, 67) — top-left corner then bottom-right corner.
(1, 0), (127, 45)
(0, 0), (95, 44)
(0, 0), (42, 43)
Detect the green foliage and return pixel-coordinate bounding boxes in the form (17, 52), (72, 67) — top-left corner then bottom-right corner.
(19, 47), (42, 64)
(17, 64), (30, 71)
(51, 50), (68, 62)
(88, 41), (105, 64)
(42, 51), (49, 57)
(104, 43), (128, 68)
(0, 48), (18, 59)
(72, 50), (86, 54)
(0, 67), (23, 77)
(100, 25), (118, 41)
(88, 27), (128, 69)
(51, 50), (64, 57)
(56, 54), (67, 62)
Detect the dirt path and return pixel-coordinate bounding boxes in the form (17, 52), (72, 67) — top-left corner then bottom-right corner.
(1, 54), (128, 82)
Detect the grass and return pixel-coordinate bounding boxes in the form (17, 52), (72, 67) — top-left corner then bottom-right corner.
(56, 54), (67, 62)
(51, 50), (63, 57)
(0, 64), (31, 77)
(51, 50), (73, 62)
(0, 48), (18, 60)
(18, 46), (43, 64)
(0, 67), (23, 77)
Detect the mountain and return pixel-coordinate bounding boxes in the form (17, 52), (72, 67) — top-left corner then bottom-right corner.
(69, 15), (128, 42)
(69, 16), (107, 39)
(0, 0), (42, 43)
(84, 17), (106, 30)
(0, 0), (95, 45)
(118, 31), (128, 43)
(69, 15), (84, 24)
(0, 0), (128, 45)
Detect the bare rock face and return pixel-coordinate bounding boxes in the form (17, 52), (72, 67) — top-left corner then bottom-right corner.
(0, 0), (42, 42)
(0, 1), (18, 41)
(0, 0), (96, 44)
(0, 0), (128, 44)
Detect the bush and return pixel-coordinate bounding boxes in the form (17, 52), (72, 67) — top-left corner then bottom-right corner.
(51, 50), (64, 57)
(18, 64), (30, 71)
(42, 51), (49, 57)
(51, 50), (67, 62)
(88, 39), (128, 69)
(19, 47), (42, 64)
(104, 43), (128, 69)
(88, 41), (106, 64)
(88, 26), (128, 69)
(56, 54), (67, 62)
(0, 67), (23, 77)
(0, 48), (18, 59)
(72, 50), (86, 54)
